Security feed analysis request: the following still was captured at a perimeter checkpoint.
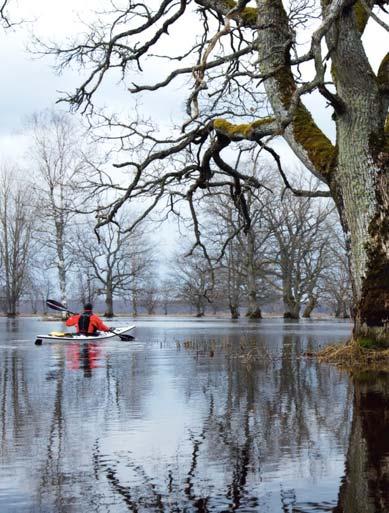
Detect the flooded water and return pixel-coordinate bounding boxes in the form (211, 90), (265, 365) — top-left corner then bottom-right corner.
(0, 317), (388, 512)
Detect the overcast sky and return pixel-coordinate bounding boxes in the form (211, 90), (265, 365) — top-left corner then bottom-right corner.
(1, 1), (387, 157)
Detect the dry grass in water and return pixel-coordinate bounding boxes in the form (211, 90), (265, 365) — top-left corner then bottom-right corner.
(317, 341), (389, 370)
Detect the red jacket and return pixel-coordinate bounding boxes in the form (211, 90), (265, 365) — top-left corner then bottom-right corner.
(66, 313), (110, 334)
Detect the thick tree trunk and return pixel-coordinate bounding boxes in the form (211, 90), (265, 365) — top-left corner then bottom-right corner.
(283, 287), (300, 319)
(6, 302), (17, 317)
(326, 5), (389, 344)
(246, 299), (262, 319)
(229, 303), (240, 319)
(245, 229), (262, 319)
(195, 299), (205, 317)
(302, 296), (316, 318)
(105, 282), (114, 318)
(55, 221), (67, 321)
(283, 299), (300, 319)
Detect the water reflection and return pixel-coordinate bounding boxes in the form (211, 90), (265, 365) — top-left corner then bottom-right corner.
(334, 372), (389, 513)
(1, 318), (388, 512)
(5, 317), (19, 333)
(66, 342), (103, 377)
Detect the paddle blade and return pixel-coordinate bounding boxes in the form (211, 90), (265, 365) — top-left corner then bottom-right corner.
(109, 329), (135, 341)
(46, 299), (76, 315)
(118, 334), (135, 341)
(46, 299), (68, 312)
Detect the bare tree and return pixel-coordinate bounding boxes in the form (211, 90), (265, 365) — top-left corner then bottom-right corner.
(204, 197), (244, 318)
(264, 188), (334, 319)
(75, 215), (155, 317)
(321, 225), (353, 319)
(24, 268), (55, 315)
(39, 0), (389, 343)
(72, 268), (99, 307)
(158, 278), (179, 315)
(28, 110), (88, 317)
(204, 168), (288, 318)
(138, 277), (159, 315)
(0, 166), (36, 316)
(172, 247), (213, 317)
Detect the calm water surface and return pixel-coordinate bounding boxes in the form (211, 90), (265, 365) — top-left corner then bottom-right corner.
(0, 317), (388, 512)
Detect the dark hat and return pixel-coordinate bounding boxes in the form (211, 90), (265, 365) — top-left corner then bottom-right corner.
(84, 302), (93, 311)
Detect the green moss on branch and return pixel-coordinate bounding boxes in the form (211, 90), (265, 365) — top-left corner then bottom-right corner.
(213, 117), (275, 139)
(377, 53), (389, 92)
(292, 105), (337, 176)
(354, 1), (369, 33)
(222, 0), (258, 25)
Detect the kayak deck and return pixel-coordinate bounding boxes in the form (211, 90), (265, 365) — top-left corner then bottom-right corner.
(36, 325), (135, 343)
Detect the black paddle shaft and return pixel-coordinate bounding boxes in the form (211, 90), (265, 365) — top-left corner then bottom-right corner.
(46, 299), (76, 315)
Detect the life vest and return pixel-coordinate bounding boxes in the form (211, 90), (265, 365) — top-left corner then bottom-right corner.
(78, 312), (93, 335)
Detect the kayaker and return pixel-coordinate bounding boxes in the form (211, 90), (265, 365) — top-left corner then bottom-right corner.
(66, 303), (110, 335)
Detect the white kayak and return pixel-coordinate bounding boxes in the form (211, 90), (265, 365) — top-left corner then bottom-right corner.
(35, 325), (135, 344)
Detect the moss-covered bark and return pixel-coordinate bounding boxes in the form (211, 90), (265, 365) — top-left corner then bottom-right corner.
(323, 1), (389, 344)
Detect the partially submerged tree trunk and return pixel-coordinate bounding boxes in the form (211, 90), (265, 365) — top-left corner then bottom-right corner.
(283, 307), (300, 320)
(195, 301), (205, 317)
(283, 288), (301, 319)
(302, 296), (317, 319)
(229, 303), (240, 319)
(245, 229), (262, 319)
(325, 6), (389, 344)
(104, 280), (114, 318)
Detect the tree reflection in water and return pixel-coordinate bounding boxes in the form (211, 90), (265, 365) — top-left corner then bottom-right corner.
(334, 372), (389, 513)
(90, 334), (354, 512)
(2, 325), (389, 512)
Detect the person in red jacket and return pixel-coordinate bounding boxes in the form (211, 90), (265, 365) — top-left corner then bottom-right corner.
(66, 303), (110, 335)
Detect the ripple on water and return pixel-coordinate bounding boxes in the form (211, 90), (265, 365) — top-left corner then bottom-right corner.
(4, 317), (386, 513)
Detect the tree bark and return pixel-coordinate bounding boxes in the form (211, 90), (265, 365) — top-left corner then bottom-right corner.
(283, 292), (300, 319)
(229, 303), (240, 319)
(283, 309), (300, 320)
(104, 281), (114, 317)
(324, 4), (389, 343)
(195, 299), (205, 317)
(302, 296), (316, 318)
(245, 228), (262, 319)
(55, 219), (67, 321)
